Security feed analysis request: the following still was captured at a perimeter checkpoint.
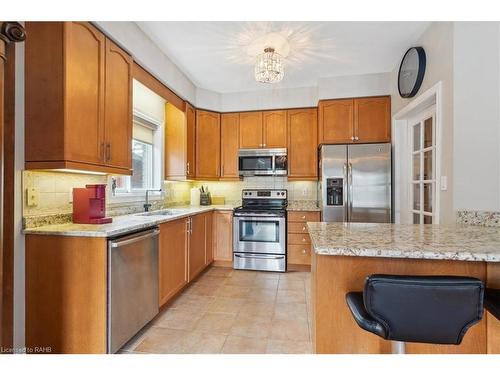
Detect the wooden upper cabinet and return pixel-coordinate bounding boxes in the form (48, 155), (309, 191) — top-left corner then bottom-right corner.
(186, 103), (196, 179)
(159, 218), (188, 306)
(318, 99), (354, 144)
(263, 110), (287, 148)
(239, 111), (263, 148)
(63, 22), (106, 166)
(196, 110), (221, 179)
(220, 113), (240, 180)
(287, 108), (318, 180)
(354, 96), (391, 143)
(104, 38), (132, 170)
(318, 96), (391, 145)
(165, 103), (187, 179)
(25, 22), (133, 175)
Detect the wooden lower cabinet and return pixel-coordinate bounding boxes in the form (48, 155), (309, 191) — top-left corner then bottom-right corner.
(25, 235), (107, 354)
(287, 210), (320, 266)
(188, 213), (207, 281)
(159, 218), (189, 306)
(213, 211), (233, 262)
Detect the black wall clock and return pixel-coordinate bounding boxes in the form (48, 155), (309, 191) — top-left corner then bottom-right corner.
(398, 47), (426, 98)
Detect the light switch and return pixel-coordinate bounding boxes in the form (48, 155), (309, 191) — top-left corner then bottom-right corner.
(440, 176), (448, 191)
(26, 187), (39, 207)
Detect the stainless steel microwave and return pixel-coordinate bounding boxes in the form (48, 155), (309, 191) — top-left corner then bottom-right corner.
(238, 148), (287, 177)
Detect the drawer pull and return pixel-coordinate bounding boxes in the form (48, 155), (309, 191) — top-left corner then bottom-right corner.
(302, 238), (307, 242)
(301, 215), (306, 220)
(302, 249), (307, 254)
(302, 226), (306, 231)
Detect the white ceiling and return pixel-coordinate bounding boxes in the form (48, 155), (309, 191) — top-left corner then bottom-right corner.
(136, 21), (430, 94)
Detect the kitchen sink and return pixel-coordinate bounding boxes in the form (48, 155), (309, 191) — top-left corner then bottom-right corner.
(138, 209), (189, 217)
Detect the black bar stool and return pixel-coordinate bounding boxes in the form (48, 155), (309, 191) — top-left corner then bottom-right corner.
(346, 274), (484, 354)
(485, 288), (500, 320)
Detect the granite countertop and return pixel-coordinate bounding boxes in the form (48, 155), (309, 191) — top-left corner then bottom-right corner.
(307, 222), (500, 263)
(23, 205), (236, 238)
(287, 201), (321, 212)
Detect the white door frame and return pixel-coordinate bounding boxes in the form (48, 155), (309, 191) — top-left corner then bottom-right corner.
(392, 82), (443, 224)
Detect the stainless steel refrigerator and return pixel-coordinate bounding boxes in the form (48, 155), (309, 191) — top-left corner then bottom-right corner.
(319, 143), (391, 223)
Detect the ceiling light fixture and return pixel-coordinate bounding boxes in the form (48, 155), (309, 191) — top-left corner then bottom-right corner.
(255, 47), (284, 84)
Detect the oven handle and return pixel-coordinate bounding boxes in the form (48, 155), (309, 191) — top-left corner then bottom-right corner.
(234, 215), (285, 220)
(234, 253), (284, 260)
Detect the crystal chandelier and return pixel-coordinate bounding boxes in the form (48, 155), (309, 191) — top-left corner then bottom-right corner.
(255, 47), (284, 83)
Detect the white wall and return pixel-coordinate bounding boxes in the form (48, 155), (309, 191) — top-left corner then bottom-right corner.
(95, 22), (197, 104)
(391, 22), (455, 223)
(318, 72), (391, 100)
(453, 22), (500, 211)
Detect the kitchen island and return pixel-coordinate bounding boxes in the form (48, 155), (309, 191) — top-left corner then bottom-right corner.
(307, 222), (500, 354)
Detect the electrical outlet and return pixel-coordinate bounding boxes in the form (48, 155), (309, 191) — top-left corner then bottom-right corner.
(26, 187), (39, 207)
(440, 176), (448, 191)
(302, 187), (310, 197)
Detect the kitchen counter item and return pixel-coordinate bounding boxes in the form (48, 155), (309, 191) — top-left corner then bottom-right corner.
(73, 184), (112, 224)
(190, 187), (200, 206)
(307, 222), (500, 262)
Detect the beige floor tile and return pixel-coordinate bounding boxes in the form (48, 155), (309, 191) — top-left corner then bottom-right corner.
(206, 267), (233, 278)
(221, 336), (268, 354)
(270, 319), (310, 342)
(216, 285), (251, 298)
(273, 302), (308, 322)
(182, 331), (227, 354)
(279, 271), (309, 280)
(194, 312), (237, 334)
(266, 339), (312, 354)
(134, 327), (189, 354)
(278, 279), (305, 291)
(119, 327), (149, 352)
(252, 278), (279, 290)
(230, 316), (273, 338)
(184, 282), (221, 297)
(255, 272), (280, 281)
(207, 297), (246, 314)
(170, 294), (215, 310)
(237, 301), (276, 320)
(154, 306), (205, 330)
(246, 287), (277, 302)
(276, 289), (306, 304)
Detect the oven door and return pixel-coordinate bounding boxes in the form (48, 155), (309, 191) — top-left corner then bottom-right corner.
(233, 214), (286, 254)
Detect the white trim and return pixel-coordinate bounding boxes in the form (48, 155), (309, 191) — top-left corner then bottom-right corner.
(393, 81), (443, 224)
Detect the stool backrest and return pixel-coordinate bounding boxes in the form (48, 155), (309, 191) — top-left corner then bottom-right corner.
(364, 275), (484, 345)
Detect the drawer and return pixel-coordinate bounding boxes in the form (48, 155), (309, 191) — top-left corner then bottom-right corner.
(287, 245), (311, 265)
(288, 211), (320, 223)
(288, 233), (311, 245)
(288, 222), (309, 234)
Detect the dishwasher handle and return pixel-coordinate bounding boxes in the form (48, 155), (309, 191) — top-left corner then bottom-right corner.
(110, 228), (160, 248)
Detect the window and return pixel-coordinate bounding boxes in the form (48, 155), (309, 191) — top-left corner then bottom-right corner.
(410, 111), (436, 224)
(112, 110), (163, 195)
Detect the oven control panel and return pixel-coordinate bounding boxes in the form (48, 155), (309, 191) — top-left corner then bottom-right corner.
(242, 189), (287, 199)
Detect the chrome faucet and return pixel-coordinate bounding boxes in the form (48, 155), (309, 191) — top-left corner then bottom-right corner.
(144, 189), (162, 212)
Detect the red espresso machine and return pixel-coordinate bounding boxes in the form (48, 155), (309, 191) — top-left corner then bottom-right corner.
(73, 184), (112, 224)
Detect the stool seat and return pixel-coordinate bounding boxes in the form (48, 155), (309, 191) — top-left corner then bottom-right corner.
(485, 288), (500, 320)
(346, 274), (484, 346)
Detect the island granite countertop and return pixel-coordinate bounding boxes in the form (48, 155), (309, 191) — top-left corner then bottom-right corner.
(307, 222), (500, 262)
(23, 205), (236, 238)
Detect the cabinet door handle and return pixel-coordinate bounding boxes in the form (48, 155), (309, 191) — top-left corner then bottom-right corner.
(302, 249), (307, 254)
(351, 136), (355, 141)
(100, 142), (105, 162)
(187, 162), (190, 175)
(106, 143), (111, 162)
(355, 136), (359, 141)
(301, 215), (306, 220)
(302, 226), (306, 231)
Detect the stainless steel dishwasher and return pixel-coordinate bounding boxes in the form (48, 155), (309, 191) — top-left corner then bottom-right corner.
(107, 226), (159, 353)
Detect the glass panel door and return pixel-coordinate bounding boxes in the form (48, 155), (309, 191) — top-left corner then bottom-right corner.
(239, 156), (273, 171)
(410, 113), (436, 224)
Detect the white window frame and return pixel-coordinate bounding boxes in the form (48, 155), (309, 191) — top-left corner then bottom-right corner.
(109, 110), (164, 202)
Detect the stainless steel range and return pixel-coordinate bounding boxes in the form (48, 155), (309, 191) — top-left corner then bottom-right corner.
(233, 189), (287, 272)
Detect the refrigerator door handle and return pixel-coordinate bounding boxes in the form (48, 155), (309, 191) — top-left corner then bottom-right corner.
(348, 162), (353, 221)
(343, 163), (348, 222)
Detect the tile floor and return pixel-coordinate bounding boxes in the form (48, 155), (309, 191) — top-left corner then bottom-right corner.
(119, 266), (313, 354)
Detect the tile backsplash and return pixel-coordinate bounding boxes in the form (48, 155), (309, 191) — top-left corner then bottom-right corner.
(23, 171), (317, 225)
